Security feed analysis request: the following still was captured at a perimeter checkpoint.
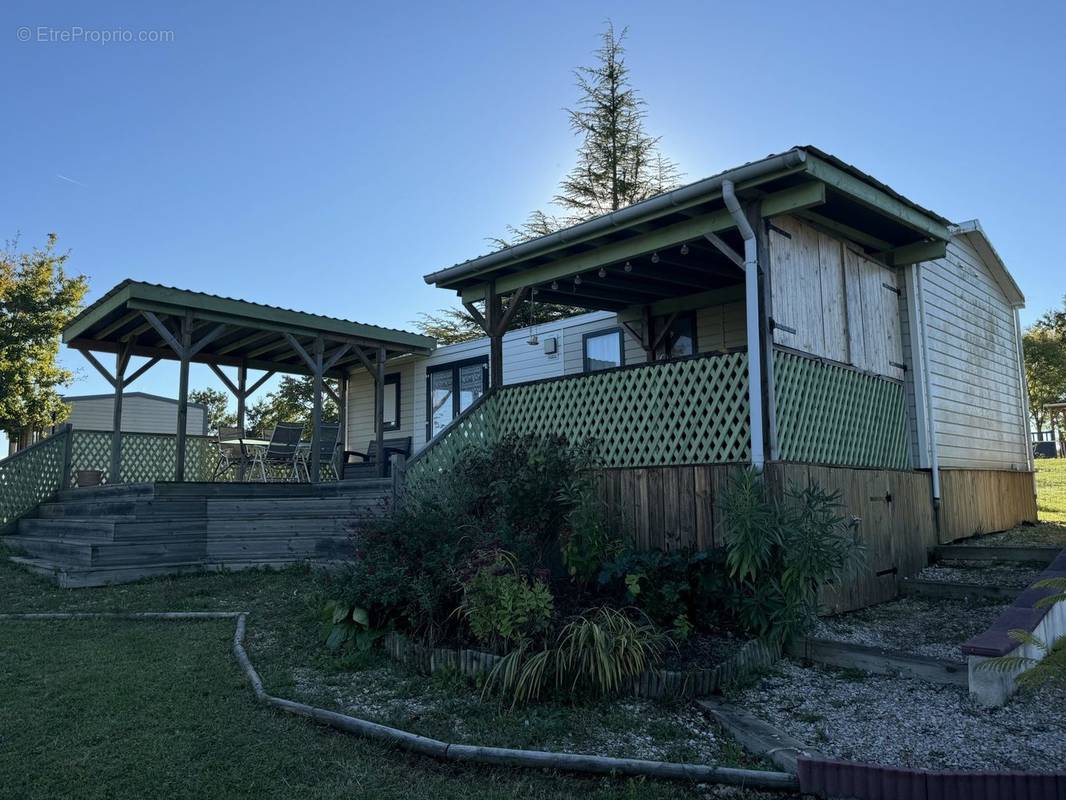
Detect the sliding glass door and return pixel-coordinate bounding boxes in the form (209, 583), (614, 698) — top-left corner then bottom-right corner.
(426, 357), (488, 440)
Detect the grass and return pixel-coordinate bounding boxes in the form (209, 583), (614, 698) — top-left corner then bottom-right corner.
(0, 561), (783, 800)
(1036, 458), (1066, 523)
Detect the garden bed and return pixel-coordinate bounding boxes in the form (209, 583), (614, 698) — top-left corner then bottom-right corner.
(810, 598), (1006, 662)
(963, 520), (1066, 548)
(284, 651), (770, 768)
(733, 659), (1066, 771)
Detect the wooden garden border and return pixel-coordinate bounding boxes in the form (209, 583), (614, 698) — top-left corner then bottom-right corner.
(0, 611), (798, 793)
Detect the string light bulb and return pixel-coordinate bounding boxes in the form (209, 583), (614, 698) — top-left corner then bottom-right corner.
(680, 243), (689, 256)
(624, 261), (632, 272)
(598, 267), (607, 278)
(651, 252), (660, 264)
(550, 281), (558, 291)
(574, 275), (582, 285)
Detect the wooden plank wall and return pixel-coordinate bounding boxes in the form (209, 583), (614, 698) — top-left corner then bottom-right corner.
(596, 462), (938, 614)
(938, 469), (1038, 542)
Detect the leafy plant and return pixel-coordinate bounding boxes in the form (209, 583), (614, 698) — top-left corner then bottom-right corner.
(720, 469), (864, 645)
(559, 479), (623, 585)
(484, 606), (669, 705)
(459, 552), (554, 649)
(321, 600), (383, 653)
(597, 548), (727, 637)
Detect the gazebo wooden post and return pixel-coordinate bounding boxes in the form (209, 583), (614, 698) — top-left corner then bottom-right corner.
(236, 363), (248, 481)
(175, 311), (193, 481)
(375, 345), (386, 478)
(338, 374), (348, 464)
(310, 336), (325, 483)
(109, 339), (134, 483)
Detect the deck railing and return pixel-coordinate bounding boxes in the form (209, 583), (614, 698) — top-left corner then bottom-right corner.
(0, 425), (73, 530)
(68, 430), (215, 484)
(408, 351), (751, 481)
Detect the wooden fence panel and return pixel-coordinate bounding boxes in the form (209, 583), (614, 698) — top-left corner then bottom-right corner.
(938, 469), (1038, 543)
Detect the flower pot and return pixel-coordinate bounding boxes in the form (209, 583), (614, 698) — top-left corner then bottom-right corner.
(75, 470), (103, 488)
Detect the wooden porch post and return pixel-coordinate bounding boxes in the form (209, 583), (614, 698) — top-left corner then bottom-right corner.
(236, 363), (248, 481)
(338, 373), (348, 461)
(109, 339), (133, 483)
(375, 345), (386, 478)
(175, 312), (193, 481)
(486, 282), (503, 389)
(310, 336), (324, 483)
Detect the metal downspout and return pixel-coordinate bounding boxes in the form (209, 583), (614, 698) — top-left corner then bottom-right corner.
(915, 262), (941, 514)
(722, 180), (765, 471)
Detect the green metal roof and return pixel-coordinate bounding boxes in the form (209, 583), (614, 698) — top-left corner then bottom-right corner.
(64, 280), (434, 378)
(423, 146), (955, 310)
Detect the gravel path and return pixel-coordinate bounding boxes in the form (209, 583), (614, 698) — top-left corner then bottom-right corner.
(811, 598), (1005, 661)
(736, 660), (1066, 771)
(916, 562), (1041, 589)
(963, 522), (1066, 549)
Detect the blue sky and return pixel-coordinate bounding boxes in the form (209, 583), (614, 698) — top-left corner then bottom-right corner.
(2, 0), (1064, 428)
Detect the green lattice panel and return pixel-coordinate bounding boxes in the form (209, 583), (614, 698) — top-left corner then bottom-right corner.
(773, 349), (909, 469)
(494, 353), (751, 467)
(406, 400), (499, 484)
(71, 431), (214, 483)
(0, 430), (69, 527)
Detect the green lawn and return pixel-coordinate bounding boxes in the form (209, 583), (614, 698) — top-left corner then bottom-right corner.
(1037, 458), (1066, 523)
(0, 562), (781, 800)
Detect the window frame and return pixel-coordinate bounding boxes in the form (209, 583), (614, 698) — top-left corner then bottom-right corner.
(582, 327), (626, 373)
(424, 355), (488, 441)
(380, 372), (401, 432)
(655, 311), (699, 360)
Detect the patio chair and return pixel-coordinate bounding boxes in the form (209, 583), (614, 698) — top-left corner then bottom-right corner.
(341, 436), (412, 480)
(211, 425), (246, 481)
(296, 422), (341, 482)
(249, 422), (304, 482)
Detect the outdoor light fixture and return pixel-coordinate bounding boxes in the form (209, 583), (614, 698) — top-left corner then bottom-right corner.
(651, 252), (660, 263)
(624, 261), (632, 272)
(598, 267), (606, 278)
(551, 281), (558, 290)
(680, 243), (689, 256)
(574, 275), (582, 285)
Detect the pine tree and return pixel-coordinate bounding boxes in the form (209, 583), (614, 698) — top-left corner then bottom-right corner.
(419, 22), (680, 344)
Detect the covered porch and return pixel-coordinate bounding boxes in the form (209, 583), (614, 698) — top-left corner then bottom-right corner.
(61, 281), (434, 485)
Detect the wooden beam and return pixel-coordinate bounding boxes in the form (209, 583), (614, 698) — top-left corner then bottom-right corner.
(803, 155), (951, 241)
(883, 240), (947, 267)
(209, 363), (240, 397)
(310, 336), (324, 483)
(759, 180), (826, 219)
(142, 311), (184, 355)
(704, 233), (744, 269)
(175, 312), (193, 481)
(284, 333), (317, 373)
(349, 342), (376, 379)
(216, 329), (276, 356)
(462, 301), (488, 334)
(795, 210), (894, 252)
(77, 349), (117, 387)
(122, 357), (159, 388)
(496, 286), (531, 335)
(650, 311), (679, 352)
(375, 344), (386, 477)
(323, 343), (352, 372)
(189, 323), (230, 357)
(486, 284), (503, 389)
(616, 285), (746, 323)
(110, 338), (135, 483)
(97, 310), (142, 340)
(246, 370), (275, 396)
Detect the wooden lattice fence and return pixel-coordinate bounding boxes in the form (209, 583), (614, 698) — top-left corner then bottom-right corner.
(70, 431), (214, 484)
(773, 349), (909, 469)
(408, 352), (750, 482)
(0, 427), (72, 529)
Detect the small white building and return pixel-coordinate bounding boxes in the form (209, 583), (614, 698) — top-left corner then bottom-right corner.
(61, 392), (208, 436)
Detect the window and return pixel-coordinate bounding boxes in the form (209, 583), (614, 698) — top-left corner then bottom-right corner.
(583, 328), (625, 372)
(655, 313), (697, 359)
(426, 357), (488, 439)
(381, 373), (401, 431)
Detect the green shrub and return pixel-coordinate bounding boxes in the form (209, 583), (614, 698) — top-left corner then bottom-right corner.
(320, 601), (384, 653)
(559, 479), (623, 586)
(597, 548), (727, 640)
(484, 606), (668, 705)
(720, 468), (864, 644)
(460, 552), (554, 649)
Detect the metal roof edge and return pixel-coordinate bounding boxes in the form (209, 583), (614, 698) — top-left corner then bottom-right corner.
(949, 219), (1025, 307)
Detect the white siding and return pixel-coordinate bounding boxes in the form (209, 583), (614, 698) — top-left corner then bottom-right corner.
(919, 237), (1029, 470)
(64, 394), (207, 436)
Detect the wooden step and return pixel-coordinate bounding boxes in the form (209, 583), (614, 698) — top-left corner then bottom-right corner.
(2, 536), (92, 566)
(17, 518), (116, 542)
(38, 498), (207, 520)
(932, 544), (1059, 564)
(55, 483), (155, 503)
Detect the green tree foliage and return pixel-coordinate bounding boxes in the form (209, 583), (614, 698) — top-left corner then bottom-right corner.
(415, 22), (679, 345)
(1024, 297), (1066, 433)
(246, 375), (338, 437)
(0, 234), (88, 449)
(189, 387), (237, 434)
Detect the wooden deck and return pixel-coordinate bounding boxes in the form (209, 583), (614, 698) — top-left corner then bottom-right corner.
(2, 479), (391, 587)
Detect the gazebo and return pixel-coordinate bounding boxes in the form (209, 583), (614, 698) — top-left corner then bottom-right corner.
(63, 280), (434, 482)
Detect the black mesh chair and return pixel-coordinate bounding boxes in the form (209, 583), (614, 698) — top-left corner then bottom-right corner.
(250, 422), (304, 482)
(297, 422), (341, 482)
(211, 425), (246, 481)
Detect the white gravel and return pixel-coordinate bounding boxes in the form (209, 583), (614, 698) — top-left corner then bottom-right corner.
(811, 598), (1005, 662)
(736, 659), (1066, 771)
